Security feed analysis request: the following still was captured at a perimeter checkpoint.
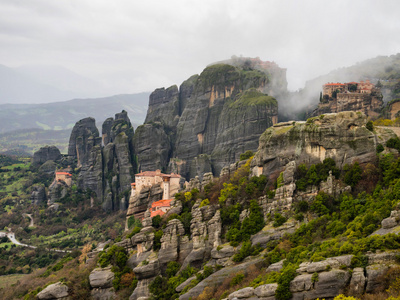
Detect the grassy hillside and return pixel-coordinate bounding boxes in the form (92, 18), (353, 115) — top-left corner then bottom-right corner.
(0, 128), (71, 155)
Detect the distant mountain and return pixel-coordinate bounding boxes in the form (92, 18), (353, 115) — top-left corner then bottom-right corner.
(0, 93), (150, 134)
(16, 64), (105, 98)
(0, 64), (79, 104)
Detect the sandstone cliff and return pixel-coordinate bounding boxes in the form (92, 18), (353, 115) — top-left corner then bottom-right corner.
(135, 58), (284, 179)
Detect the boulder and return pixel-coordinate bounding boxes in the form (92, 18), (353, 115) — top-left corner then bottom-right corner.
(382, 217), (398, 229)
(89, 267), (115, 288)
(228, 287), (254, 299)
(290, 274), (313, 292)
(37, 282), (69, 299)
(33, 146), (61, 165)
(254, 283), (278, 297)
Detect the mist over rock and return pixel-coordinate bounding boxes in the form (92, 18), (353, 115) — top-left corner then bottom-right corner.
(135, 57), (285, 179)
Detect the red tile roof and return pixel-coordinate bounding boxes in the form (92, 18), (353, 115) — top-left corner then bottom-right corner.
(151, 199), (173, 208)
(151, 210), (166, 217)
(56, 172), (72, 176)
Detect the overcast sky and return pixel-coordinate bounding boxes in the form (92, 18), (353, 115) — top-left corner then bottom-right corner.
(1, 0), (400, 96)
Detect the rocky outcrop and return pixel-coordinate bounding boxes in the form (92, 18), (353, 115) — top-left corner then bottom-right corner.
(30, 184), (46, 205)
(145, 86), (180, 128)
(89, 267), (115, 288)
(158, 219), (191, 267)
(89, 267), (116, 300)
(251, 220), (298, 248)
(134, 58), (284, 180)
(33, 146), (61, 166)
(381, 210), (400, 229)
(223, 252), (400, 300)
(179, 257), (265, 300)
(133, 123), (171, 172)
(68, 111), (137, 211)
(181, 202), (221, 269)
(68, 117), (99, 167)
(126, 184), (163, 220)
(131, 252), (160, 300)
(313, 89), (383, 119)
(252, 112), (396, 181)
(37, 282), (69, 300)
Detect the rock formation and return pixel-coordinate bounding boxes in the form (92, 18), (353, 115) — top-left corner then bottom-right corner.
(89, 266), (116, 300)
(178, 252), (400, 300)
(313, 89), (383, 119)
(36, 281), (69, 300)
(67, 111), (137, 211)
(32, 146), (61, 166)
(134, 57), (285, 180)
(251, 112), (396, 181)
(30, 184), (46, 205)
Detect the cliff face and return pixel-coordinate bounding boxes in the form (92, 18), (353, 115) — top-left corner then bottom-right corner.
(135, 58), (284, 179)
(251, 111), (395, 181)
(312, 92), (383, 118)
(68, 111), (137, 210)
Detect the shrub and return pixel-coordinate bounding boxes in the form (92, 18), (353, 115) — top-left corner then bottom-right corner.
(311, 272), (319, 283)
(240, 150), (254, 161)
(153, 230), (163, 251)
(376, 143), (384, 153)
(166, 261), (181, 278)
(343, 162), (363, 188)
(230, 273), (245, 286)
(152, 215), (162, 228)
(232, 240), (262, 262)
(275, 264), (297, 300)
(366, 120), (374, 131)
(199, 198), (210, 207)
(273, 213), (287, 227)
(350, 254), (368, 268)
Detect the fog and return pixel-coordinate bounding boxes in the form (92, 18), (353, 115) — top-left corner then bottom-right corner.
(1, 0), (400, 102)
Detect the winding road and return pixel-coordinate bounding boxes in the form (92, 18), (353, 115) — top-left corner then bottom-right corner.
(22, 213), (34, 227)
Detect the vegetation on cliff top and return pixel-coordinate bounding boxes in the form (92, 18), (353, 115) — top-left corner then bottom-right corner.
(198, 63), (268, 92)
(230, 88), (277, 108)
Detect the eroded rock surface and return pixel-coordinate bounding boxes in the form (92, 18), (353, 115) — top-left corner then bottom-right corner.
(37, 282), (69, 300)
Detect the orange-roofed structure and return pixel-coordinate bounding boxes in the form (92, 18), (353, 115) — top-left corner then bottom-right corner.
(150, 199), (173, 217)
(323, 80), (376, 98)
(322, 82), (346, 97)
(54, 171), (72, 187)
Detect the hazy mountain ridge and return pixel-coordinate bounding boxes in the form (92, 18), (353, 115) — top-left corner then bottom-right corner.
(0, 93), (149, 134)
